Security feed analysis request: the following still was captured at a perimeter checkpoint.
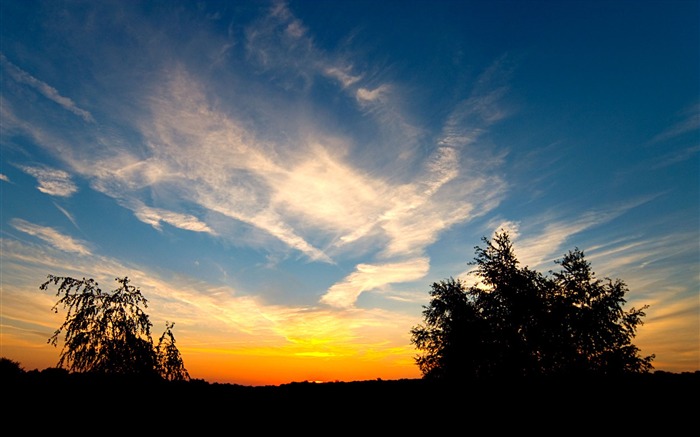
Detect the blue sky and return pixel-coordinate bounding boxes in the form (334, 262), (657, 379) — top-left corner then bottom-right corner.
(1, 0), (698, 385)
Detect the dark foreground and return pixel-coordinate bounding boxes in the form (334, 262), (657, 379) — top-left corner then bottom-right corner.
(4, 370), (698, 431)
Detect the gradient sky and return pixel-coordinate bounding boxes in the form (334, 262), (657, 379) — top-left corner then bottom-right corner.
(1, 0), (698, 386)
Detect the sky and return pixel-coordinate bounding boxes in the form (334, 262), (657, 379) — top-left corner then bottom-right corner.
(1, 0), (698, 386)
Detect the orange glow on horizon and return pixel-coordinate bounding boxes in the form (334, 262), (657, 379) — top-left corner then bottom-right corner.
(183, 349), (421, 386)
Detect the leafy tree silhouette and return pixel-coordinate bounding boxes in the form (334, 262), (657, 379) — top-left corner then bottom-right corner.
(410, 231), (654, 381)
(0, 357), (24, 379)
(157, 321), (190, 381)
(40, 275), (189, 381)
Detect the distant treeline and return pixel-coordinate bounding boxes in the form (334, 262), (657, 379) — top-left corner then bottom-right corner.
(2, 357), (698, 429)
(3, 357), (697, 396)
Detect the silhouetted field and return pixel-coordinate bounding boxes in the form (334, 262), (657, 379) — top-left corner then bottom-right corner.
(4, 369), (697, 428)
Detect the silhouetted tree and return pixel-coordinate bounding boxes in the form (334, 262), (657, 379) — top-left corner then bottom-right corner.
(410, 231), (654, 381)
(40, 275), (190, 381)
(0, 357), (25, 379)
(410, 277), (489, 381)
(550, 248), (654, 375)
(156, 321), (190, 381)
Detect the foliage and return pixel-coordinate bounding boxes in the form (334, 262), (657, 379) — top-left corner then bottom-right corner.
(156, 321), (190, 381)
(0, 357), (24, 378)
(40, 275), (189, 381)
(410, 231), (655, 381)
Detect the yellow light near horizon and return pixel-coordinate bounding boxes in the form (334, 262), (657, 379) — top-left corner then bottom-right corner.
(183, 348), (421, 386)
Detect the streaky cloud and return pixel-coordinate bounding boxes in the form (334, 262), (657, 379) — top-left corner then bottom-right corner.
(53, 202), (80, 230)
(652, 145), (700, 169)
(0, 53), (94, 123)
(114, 68), (334, 263)
(650, 103), (700, 144)
(5, 1), (512, 275)
(132, 202), (215, 234)
(482, 197), (660, 272)
(324, 66), (362, 88)
(321, 257), (430, 309)
(10, 218), (91, 256)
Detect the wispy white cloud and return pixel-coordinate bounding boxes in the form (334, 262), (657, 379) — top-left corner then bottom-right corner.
(10, 218), (91, 255)
(285, 19), (307, 39)
(475, 197), (657, 273)
(650, 103), (700, 144)
(324, 66), (362, 88)
(132, 202), (214, 234)
(366, 66), (511, 260)
(2, 20), (511, 319)
(0, 53), (94, 123)
(490, 220), (521, 240)
(3, 2), (511, 305)
(61, 68), (334, 263)
(94, 62), (504, 267)
(652, 145), (700, 169)
(269, 143), (385, 238)
(53, 202), (79, 230)
(16, 165), (78, 197)
(242, 0), (430, 173)
(0, 174), (10, 183)
(584, 231), (699, 286)
(244, 1), (317, 88)
(245, 1), (398, 117)
(514, 217), (615, 269)
(356, 85), (390, 103)
(321, 258), (430, 309)
(70, 35), (510, 306)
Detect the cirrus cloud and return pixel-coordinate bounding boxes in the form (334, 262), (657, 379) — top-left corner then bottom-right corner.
(16, 165), (78, 197)
(321, 257), (431, 309)
(10, 218), (91, 255)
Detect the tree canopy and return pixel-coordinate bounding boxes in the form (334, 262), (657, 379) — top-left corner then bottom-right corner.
(410, 231), (654, 381)
(40, 275), (189, 381)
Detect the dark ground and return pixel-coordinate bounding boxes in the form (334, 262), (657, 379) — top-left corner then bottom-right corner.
(3, 370), (697, 432)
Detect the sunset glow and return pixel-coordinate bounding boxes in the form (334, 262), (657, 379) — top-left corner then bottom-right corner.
(1, 0), (698, 385)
